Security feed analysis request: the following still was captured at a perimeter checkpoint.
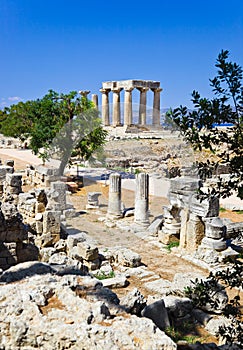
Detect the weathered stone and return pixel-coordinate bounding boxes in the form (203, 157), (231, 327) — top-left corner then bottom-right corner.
(205, 316), (231, 335)
(192, 308), (213, 326)
(76, 242), (99, 261)
(66, 232), (87, 252)
(107, 173), (122, 219)
(204, 217), (226, 239)
(115, 248), (141, 267)
(200, 237), (227, 251)
(50, 181), (67, 211)
(101, 274), (129, 288)
(86, 192), (101, 209)
(42, 211), (61, 236)
(141, 299), (170, 331)
(84, 258), (101, 271)
(171, 272), (206, 295)
(0, 261), (54, 282)
(120, 288), (147, 315)
(144, 279), (172, 296)
(148, 215), (164, 235)
(4, 159), (14, 167)
(158, 231), (179, 245)
(164, 296), (193, 319)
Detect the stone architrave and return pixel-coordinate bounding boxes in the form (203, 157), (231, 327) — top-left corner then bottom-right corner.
(138, 87), (149, 125)
(91, 94), (98, 109)
(134, 173), (149, 226)
(107, 173), (122, 218)
(100, 88), (110, 126)
(151, 88), (162, 126)
(112, 88), (123, 126)
(124, 88), (133, 126)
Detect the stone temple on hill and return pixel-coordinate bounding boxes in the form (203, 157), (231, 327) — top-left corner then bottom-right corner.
(99, 80), (163, 127)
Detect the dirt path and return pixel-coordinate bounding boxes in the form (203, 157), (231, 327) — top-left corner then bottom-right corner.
(67, 179), (209, 291)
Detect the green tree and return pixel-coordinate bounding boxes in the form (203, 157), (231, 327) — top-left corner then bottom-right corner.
(0, 90), (107, 175)
(170, 50), (243, 199)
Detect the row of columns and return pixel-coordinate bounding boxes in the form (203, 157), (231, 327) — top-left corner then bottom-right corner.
(100, 87), (162, 127)
(107, 172), (149, 226)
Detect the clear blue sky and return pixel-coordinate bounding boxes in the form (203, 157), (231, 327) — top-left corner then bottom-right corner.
(0, 0), (242, 109)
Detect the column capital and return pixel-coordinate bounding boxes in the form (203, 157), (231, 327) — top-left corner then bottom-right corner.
(137, 87), (149, 93)
(151, 87), (163, 93)
(124, 87), (134, 92)
(111, 88), (123, 93)
(99, 88), (111, 94)
(79, 90), (90, 96)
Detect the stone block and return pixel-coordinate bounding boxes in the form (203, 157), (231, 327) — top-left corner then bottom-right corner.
(200, 237), (227, 251)
(141, 299), (170, 331)
(120, 288), (147, 315)
(148, 215), (164, 235)
(205, 217), (226, 239)
(42, 211), (61, 235)
(158, 231), (179, 245)
(5, 173), (22, 187)
(116, 248), (141, 267)
(76, 242), (99, 261)
(66, 232), (87, 251)
(170, 177), (202, 194)
(164, 296), (192, 319)
(36, 221), (43, 234)
(101, 274), (129, 288)
(190, 195), (219, 218)
(4, 159), (14, 167)
(51, 181), (67, 210)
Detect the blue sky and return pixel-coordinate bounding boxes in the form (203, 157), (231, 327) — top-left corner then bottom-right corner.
(0, 0), (242, 109)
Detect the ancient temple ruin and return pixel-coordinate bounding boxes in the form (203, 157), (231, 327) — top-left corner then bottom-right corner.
(100, 80), (162, 127)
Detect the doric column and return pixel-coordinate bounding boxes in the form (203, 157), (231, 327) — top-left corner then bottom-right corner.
(151, 88), (162, 126)
(91, 94), (98, 109)
(112, 88), (123, 126)
(107, 173), (122, 218)
(79, 90), (90, 98)
(100, 88), (110, 126)
(138, 87), (149, 125)
(124, 87), (134, 126)
(134, 173), (149, 226)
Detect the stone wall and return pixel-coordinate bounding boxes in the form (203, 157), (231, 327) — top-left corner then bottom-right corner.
(25, 164), (60, 187)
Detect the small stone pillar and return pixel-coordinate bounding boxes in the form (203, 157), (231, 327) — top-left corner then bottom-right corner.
(151, 88), (162, 126)
(124, 87), (133, 126)
(86, 192), (101, 209)
(112, 88), (123, 126)
(100, 88), (110, 126)
(134, 173), (149, 226)
(200, 217), (227, 251)
(107, 173), (122, 218)
(79, 90), (90, 98)
(91, 94), (98, 109)
(138, 87), (149, 125)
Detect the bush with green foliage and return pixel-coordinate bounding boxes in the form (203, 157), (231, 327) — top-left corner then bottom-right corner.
(185, 260), (243, 347)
